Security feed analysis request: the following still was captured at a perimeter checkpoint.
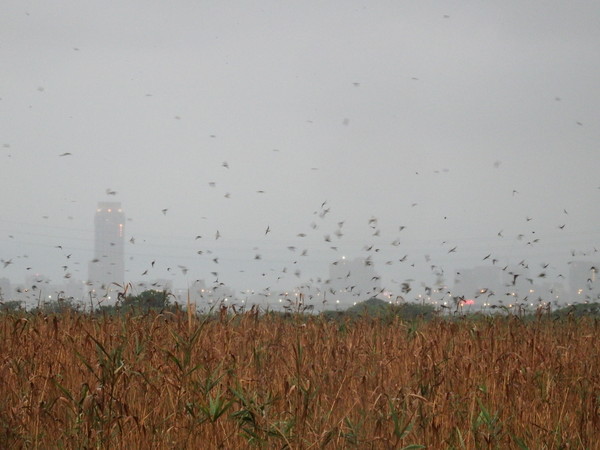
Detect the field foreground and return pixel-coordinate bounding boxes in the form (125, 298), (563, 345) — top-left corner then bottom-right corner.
(0, 311), (598, 449)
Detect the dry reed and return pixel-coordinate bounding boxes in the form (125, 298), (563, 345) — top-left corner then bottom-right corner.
(0, 310), (598, 448)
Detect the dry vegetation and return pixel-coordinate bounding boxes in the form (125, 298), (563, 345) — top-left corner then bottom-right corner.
(0, 310), (598, 449)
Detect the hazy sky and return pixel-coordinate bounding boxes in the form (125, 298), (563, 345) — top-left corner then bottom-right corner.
(2, 1), (599, 295)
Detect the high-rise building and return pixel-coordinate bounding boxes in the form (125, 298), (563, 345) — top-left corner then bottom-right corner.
(88, 202), (125, 287)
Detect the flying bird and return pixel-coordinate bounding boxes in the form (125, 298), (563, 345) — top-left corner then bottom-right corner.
(59, 152), (72, 157)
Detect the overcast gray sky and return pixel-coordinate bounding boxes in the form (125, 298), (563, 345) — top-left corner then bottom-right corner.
(2, 1), (599, 295)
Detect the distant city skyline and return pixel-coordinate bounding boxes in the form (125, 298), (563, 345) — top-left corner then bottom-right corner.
(0, 198), (598, 311)
(2, 1), (599, 309)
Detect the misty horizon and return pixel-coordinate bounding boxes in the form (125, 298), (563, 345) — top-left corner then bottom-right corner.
(1, 197), (598, 310)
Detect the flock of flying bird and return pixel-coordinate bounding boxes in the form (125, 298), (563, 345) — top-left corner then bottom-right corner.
(44, 157), (594, 310)
(2, 5), (598, 313)
(2, 127), (599, 310)
(2, 160), (599, 311)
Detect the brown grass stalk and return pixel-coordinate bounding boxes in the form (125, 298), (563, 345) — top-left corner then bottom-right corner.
(0, 311), (598, 448)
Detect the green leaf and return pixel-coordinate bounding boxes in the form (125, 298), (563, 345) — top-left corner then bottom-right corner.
(511, 434), (529, 450)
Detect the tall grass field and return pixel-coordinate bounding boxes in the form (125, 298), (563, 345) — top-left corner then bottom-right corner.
(1, 310), (598, 448)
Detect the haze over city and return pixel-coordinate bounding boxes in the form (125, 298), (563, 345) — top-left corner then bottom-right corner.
(2, 1), (599, 309)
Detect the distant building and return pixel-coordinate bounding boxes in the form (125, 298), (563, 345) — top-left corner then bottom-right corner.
(569, 261), (600, 302)
(25, 273), (52, 294)
(453, 266), (505, 299)
(539, 281), (567, 305)
(325, 256), (381, 305)
(88, 202), (125, 288)
(61, 279), (85, 302)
